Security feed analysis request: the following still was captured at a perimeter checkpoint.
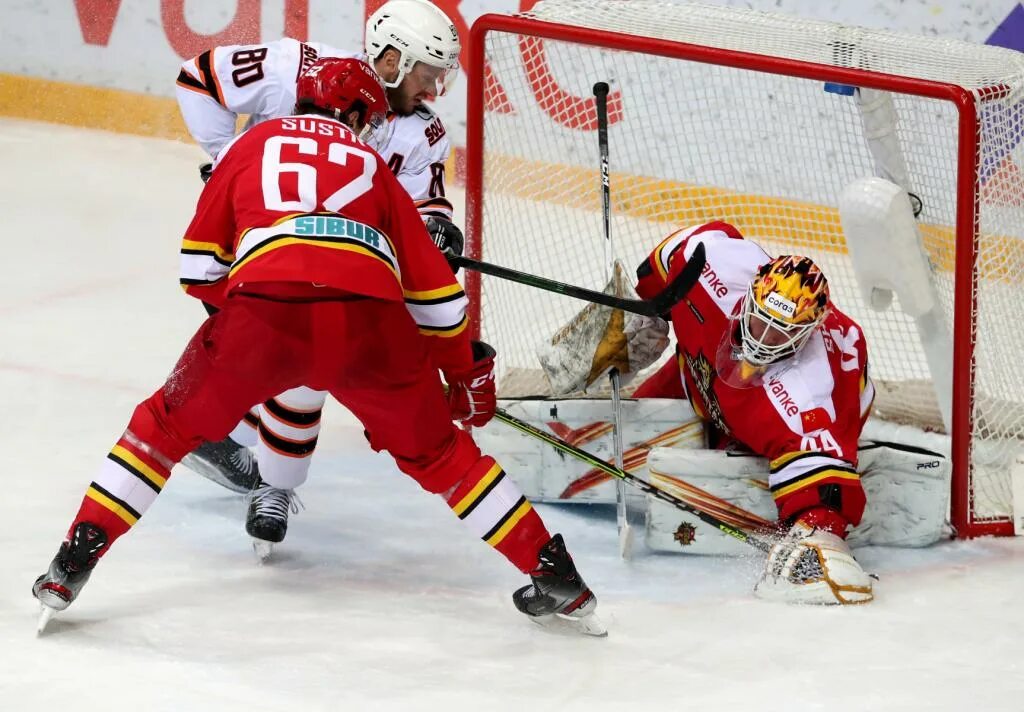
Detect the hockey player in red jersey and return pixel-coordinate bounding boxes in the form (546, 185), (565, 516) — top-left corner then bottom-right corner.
(176, 0), (467, 507)
(629, 221), (875, 604)
(32, 58), (603, 636)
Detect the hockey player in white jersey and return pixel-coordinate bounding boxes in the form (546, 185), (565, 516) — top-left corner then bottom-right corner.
(174, 0), (464, 554)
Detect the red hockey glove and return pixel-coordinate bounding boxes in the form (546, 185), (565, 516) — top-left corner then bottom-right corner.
(445, 341), (497, 428)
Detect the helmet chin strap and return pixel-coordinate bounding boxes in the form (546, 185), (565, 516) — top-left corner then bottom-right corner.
(380, 67), (405, 89)
(370, 49), (406, 89)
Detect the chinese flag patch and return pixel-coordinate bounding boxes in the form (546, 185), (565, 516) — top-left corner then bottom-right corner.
(800, 407), (831, 432)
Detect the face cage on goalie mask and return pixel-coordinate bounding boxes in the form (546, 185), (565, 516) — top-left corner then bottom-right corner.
(737, 284), (824, 367)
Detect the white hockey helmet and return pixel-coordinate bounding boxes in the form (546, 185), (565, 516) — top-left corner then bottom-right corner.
(365, 0), (461, 95)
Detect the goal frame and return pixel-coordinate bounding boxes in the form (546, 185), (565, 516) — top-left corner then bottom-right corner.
(463, 12), (1008, 538)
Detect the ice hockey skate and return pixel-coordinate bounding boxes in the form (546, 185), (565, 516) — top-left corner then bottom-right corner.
(33, 522), (108, 633)
(181, 436), (259, 494)
(513, 534), (606, 637)
(246, 480), (302, 562)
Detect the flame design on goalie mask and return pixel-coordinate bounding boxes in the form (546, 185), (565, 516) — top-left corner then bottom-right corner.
(737, 255), (830, 366)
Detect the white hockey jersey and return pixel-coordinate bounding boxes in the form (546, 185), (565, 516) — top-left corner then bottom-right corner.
(176, 38), (453, 221)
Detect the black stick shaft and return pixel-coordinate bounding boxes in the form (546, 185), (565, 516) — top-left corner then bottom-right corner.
(594, 81), (630, 546)
(451, 255), (657, 316)
(494, 407), (772, 553)
(450, 242), (705, 319)
(594, 81), (612, 268)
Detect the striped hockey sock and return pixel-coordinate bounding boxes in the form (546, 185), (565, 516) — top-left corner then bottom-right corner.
(446, 456), (551, 573)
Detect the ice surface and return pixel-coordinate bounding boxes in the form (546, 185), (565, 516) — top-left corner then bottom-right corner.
(1, 119), (1023, 711)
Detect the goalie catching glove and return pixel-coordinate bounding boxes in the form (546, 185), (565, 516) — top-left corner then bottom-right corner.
(754, 519), (873, 605)
(445, 340), (497, 427)
(622, 313), (671, 374)
(538, 261), (671, 395)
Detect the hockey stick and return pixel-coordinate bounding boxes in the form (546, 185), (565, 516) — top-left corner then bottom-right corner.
(494, 406), (773, 553)
(593, 81), (633, 559)
(450, 241), (705, 318)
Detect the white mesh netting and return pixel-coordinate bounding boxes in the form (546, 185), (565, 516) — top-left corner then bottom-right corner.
(470, 0), (1024, 531)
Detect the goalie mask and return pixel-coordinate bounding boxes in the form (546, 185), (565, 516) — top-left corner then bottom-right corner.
(733, 255), (830, 368)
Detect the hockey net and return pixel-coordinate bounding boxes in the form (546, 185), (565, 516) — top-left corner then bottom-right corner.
(464, 0), (1024, 538)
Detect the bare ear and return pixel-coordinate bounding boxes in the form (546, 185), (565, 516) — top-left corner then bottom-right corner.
(373, 46), (401, 83)
(344, 109), (363, 133)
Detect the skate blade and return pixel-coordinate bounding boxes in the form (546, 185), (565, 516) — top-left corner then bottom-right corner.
(36, 604), (57, 636)
(252, 540), (274, 564)
(529, 611), (608, 637)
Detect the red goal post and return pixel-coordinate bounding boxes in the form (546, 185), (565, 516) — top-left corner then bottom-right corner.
(464, 1), (1024, 538)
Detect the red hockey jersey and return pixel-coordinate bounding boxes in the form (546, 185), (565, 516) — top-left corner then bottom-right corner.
(646, 221), (875, 523)
(179, 114), (472, 374)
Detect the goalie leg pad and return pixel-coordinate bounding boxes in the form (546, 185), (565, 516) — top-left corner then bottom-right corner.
(754, 521), (873, 605)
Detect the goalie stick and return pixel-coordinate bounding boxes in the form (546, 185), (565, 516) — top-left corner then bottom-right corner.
(493, 406), (773, 553)
(450, 241), (706, 318)
(593, 81), (633, 559)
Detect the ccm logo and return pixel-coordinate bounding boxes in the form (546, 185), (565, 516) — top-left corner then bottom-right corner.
(916, 461), (941, 469)
(469, 374), (493, 388)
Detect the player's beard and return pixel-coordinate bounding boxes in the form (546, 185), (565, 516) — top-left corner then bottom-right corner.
(386, 85), (419, 116)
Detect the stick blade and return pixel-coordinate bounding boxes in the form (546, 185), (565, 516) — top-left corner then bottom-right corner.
(650, 241), (707, 315)
(36, 605), (56, 636)
(618, 519), (635, 560)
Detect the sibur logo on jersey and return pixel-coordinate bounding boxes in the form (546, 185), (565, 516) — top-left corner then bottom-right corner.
(294, 215), (382, 249)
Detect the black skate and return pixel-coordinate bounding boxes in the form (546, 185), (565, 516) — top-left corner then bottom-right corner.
(513, 534), (606, 637)
(33, 522), (108, 633)
(245, 481), (302, 562)
(181, 436), (259, 494)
